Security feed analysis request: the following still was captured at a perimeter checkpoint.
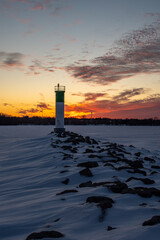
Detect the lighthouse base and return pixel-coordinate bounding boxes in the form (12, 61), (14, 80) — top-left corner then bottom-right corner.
(54, 127), (65, 133)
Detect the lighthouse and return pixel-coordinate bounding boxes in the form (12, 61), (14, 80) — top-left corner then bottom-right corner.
(54, 83), (65, 133)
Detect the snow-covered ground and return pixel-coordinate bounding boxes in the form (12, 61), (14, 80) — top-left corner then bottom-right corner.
(0, 125), (160, 151)
(0, 125), (160, 240)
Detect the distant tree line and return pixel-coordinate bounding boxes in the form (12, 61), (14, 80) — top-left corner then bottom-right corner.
(0, 114), (160, 126)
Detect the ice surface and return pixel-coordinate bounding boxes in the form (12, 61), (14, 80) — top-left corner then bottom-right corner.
(0, 126), (160, 240)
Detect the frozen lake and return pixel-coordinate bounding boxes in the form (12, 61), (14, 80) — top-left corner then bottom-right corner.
(0, 125), (160, 240)
(0, 125), (160, 152)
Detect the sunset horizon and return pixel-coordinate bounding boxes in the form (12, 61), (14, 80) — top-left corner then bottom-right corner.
(1, 0), (160, 120)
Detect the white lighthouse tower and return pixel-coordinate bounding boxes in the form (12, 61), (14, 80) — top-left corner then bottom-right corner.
(54, 83), (65, 133)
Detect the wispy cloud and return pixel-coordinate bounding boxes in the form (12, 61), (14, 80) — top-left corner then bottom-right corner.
(51, 6), (70, 16)
(64, 35), (78, 43)
(0, 51), (57, 74)
(113, 88), (147, 102)
(0, 51), (25, 68)
(66, 16), (160, 85)
(37, 102), (51, 110)
(72, 92), (107, 101)
(66, 89), (160, 118)
(28, 58), (54, 74)
(19, 108), (39, 115)
(30, 3), (44, 10)
(18, 101), (52, 115)
(3, 103), (14, 107)
(17, 18), (32, 24)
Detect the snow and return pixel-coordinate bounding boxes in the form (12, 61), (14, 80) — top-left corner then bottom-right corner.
(0, 125), (160, 240)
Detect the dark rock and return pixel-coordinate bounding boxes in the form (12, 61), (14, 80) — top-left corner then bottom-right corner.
(116, 153), (125, 158)
(45, 225), (51, 228)
(56, 140), (62, 144)
(56, 189), (78, 195)
(60, 170), (69, 174)
(142, 216), (160, 226)
(127, 169), (146, 176)
(108, 181), (129, 194)
(135, 152), (141, 157)
(92, 139), (98, 144)
(107, 226), (116, 231)
(62, 145), (72, 150)
(62, 153), (73, 160)
(77, 161), (99, 168)
(104, 163), (115, 169)
(144, 157), (155, 163)
(92, 181), (113, 187)
(61, 178), (70, 185)
(133, 187), (160, 198)
(108, 181), (160, 198)
(151, 165), (160, 169)
(25, 230), (64, 240)
(85, 136), (91, 144)
(79, 168), (93, 177)
(70, 148), (77, 153)
(54, 218), (61, 222)
(88, 154), (102, 159)
(139, 178), (155, 185)
(79, 181), (93, 188)
(84, 148), (95, 153)
(79, 180), (113, 188)
(116, 166), (132, 171)
(139, 203), (147, 206)
(64, 138), (78, 145)
(128, 160), (143, 168)
(61, 146), (77, 153)
(51, 144), (57, 148)
(126, 177), (155, 185)
(150, 171), (158, 175)
(98, 148), (105, 153)
(86, 196), (114, 210)
(86, 196), (114, 222)
(57, 132), (66, 138)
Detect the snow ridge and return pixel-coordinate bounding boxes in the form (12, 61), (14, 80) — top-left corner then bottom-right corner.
(0, 131), (160, 240)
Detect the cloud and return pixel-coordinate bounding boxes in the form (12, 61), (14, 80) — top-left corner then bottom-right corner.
(17, 18), (32, 24)
(64, 35), (77, 43)
(101, 103), (160, 119)
(52, 48), (61, 52)
(18, 101), (52, 115)
(66, 17), (160, 85)
(84, 93), (107, 101)
(0, 51), (56, 74)
(145, 13), (160, 18)
(113, 88), (147, 102)
(30, 3), (44, 10)
(0, 51), (25, 68)
(28, 58), (54, 74)
(66, 89), (160, 118)
(37, 102), (51, 110)
(51, 6), (70, 17)
(3, 103), (14, 107)
(19, 108), (39, 114)
(72, 92), (107, 101)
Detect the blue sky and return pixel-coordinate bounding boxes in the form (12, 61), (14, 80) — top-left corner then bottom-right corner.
(0, 0), (160, 118)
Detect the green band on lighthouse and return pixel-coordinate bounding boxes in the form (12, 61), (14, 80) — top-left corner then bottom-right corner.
(56, 91), (64, 102)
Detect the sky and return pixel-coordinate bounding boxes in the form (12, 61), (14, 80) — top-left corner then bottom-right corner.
(0, 0), (160, 119)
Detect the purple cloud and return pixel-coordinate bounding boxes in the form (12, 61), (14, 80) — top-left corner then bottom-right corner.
(66, 16), (160, 85)
(113, 88), (147, 101)
(0, 51), (25, 68)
